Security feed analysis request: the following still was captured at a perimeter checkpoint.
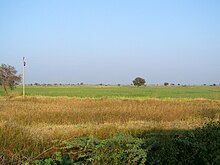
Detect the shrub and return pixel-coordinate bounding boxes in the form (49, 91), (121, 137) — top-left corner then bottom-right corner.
(141, 121), (220, 164)
(33, 135), (147, 165)
(31, 121), (220, 164)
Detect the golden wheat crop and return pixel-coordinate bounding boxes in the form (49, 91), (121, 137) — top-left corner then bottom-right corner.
(0, 96), (220, 162)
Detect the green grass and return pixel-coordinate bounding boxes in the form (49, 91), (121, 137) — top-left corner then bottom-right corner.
(1, 85), (220, 100)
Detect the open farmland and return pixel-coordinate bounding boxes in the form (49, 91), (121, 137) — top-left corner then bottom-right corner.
(0, 96), (220, 164)
(1, 85), (220, 100)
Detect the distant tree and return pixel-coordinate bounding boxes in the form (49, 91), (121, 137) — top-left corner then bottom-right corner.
(164, 82), (169, 86)
(133, 77), (146, 87)
(0, 64), (21, 94)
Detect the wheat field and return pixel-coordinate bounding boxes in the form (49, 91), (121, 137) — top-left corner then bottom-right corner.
(0, 96), (220, 162)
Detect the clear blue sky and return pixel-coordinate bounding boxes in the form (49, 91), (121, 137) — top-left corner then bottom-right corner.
(0, 0), (220, 85)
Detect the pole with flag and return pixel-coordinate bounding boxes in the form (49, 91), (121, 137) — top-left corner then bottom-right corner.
(23, 57), (26, 97)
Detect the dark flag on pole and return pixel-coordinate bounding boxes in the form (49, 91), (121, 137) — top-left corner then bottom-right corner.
(23, 57), (26, 66)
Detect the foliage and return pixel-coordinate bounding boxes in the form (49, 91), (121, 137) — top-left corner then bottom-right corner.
(33, 135), (147, 165)
(33, 152), (73, 165)
(142, 121), (220, 164)
(31, 122), (220, 164)
(133, 77), (146, 87)
(29, 122), (220, 165)
(0, 64), (21, 94)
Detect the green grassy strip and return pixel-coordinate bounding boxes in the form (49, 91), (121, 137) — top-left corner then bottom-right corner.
(1, 85), (220, 100)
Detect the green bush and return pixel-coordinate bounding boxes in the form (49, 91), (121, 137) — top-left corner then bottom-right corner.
(60, 135), (147, 165)
(32, 135), (146, 165)
(143, 121), (220, 164)
(32, 121), (220, 165)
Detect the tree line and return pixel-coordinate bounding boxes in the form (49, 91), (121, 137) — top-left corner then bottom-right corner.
(0, 64), (219, 95)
